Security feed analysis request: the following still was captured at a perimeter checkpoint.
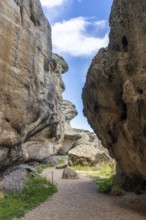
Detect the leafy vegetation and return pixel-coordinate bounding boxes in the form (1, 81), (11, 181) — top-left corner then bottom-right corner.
(96, 176), (114, 193)
(96, 176), (123, 194)
(0, 174), (57, 220)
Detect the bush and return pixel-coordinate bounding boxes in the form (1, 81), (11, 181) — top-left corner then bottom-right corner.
(0, 174), (57, 220)
(96, 176), (113, 193)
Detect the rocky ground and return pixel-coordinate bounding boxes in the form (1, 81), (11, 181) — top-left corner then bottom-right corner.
(18, 168), (146, 220)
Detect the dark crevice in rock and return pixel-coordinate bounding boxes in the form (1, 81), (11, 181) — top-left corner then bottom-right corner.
(137, 88), (144, 95)
(14, 0), (23, 24)
(108, 73), (114, 83)
(30, 0), (40, 26)
(5, 118), (10, 123)
(24, 120), (58, 143)
(122, 36), (128, 52)
(90, 81), (96, 89)
(20, 5), (24, 25)
(94, 102), (99, 113)
(143, 125), (146, 138)
(137, 100), (144, 118)
(0, 145), (22, 171)
(108, 130), (118, 144)
(120, 103), (127, 121)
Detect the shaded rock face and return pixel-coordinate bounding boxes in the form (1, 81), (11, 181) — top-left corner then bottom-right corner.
(0, 0), (67, 170)
(82, 0), (146, 180)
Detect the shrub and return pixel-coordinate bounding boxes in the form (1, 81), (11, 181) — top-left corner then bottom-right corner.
(96, 176), (113, 193)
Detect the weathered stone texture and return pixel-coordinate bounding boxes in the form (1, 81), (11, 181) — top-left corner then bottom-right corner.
(82, 0), (146, 180)
(0, 0), (68, 169)
(68, 130), (112, 166)
(58, 100), (81, 155)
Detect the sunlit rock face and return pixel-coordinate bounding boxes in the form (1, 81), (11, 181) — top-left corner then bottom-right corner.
(0, 0), (68, 169)
(58, 100), (81, 155)
(82, 0), (146, 180)
(68, 130), (112, 166)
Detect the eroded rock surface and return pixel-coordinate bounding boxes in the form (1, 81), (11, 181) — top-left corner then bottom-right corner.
(68, 130), (111, 166)
(0, 0), (67, 170)
(82, 0), (146, 180)
(58, 100), (81, 154)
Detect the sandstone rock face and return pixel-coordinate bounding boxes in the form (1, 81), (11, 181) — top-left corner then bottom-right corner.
(58, 100), (81, 154)
(68, 130), (111, 166)
(22, 53), (68, 162)
(82, 0), (146, 180)
(0, 0), (67, 170)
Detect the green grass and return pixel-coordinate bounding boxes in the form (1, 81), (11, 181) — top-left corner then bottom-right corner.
(96, 176), (123, 194)
(96, 176), (114, 193)
(72, 161), (115, 178)
(94, 162), (115, 178)
(35, 160), (65, 174)
(35, 164), (53, 173)
(71, 165), (96, 171)
(72, 161), (117, 194)
(0, 174), (57, 220)
(57, 159), (65, 164)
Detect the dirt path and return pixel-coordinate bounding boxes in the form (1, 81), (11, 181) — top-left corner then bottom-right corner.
(20, 168), (146, 220)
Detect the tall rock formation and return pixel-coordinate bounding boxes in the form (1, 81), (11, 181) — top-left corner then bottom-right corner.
(0, 0), (68, 170)
(58, 100), (81, 154)
(82, 0), (146, 180)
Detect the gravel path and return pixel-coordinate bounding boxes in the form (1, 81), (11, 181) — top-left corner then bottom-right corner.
(19, 168), (146, 220)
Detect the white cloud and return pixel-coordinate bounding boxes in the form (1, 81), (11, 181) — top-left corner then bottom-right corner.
(52, 17), (109, 57)
(40, 0), (70, 23)
(40, 0), (68, 8)
(94, 20), (107, 29)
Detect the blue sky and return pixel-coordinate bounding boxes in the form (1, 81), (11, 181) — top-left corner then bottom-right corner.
(40, 0), (113, 131)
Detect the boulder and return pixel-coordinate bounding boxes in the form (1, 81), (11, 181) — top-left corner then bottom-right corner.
(62, 167), (79, 179)
(68, 129), (112, 166)
(3, 170), (28, 192)
(68, 144), (111, 166)
(82, 0), (146, 180)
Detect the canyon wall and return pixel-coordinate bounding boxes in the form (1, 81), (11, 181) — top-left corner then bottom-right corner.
(0, 0), (112, 172)
(0, 0), (68, 170)
(83, 0), (146, 180)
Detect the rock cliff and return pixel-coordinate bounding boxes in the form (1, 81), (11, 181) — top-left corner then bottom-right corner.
(0, 0), (112, 173)
(82, 0), (146, 181)
(0, 0), (68, 170)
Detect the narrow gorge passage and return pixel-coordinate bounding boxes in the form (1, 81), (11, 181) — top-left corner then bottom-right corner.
(19, 168), (146, 220)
